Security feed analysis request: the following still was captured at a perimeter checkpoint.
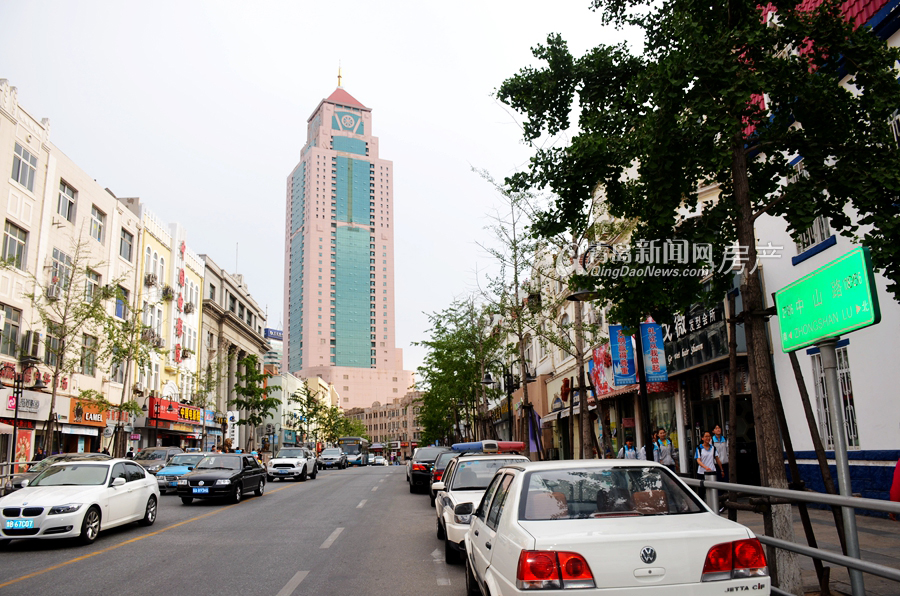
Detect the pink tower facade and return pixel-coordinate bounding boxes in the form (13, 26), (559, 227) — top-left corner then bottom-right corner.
(284, 86), (414, 411)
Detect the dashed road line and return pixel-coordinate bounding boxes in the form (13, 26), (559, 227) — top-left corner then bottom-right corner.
(371, 486), (378, 492)
(320, 527), (344, 549)
(275, 570), (309, 596)
(432, 547), (452, 586)
(357, 500), (367, 509)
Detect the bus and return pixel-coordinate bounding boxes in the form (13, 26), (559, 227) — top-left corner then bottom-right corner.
(338, 436), (370, 466)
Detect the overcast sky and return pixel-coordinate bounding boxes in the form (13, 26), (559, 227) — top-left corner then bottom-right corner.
(0, 0), (640, 373)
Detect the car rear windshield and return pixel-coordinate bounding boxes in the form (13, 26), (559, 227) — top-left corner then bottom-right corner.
(450, 458), (525, 490)
(519, 466), (704, 520)
(434, 452), (457, 471)
(414, 447), (447, 461)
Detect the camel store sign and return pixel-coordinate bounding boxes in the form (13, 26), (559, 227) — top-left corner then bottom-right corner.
(69, 399), (107, 427)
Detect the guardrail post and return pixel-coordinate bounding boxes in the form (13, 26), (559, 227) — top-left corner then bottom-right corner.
(704, 471), (719, 512)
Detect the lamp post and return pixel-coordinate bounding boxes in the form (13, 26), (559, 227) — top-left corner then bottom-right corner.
(482, 361), (535, 442)
(3, 358), (47, 491)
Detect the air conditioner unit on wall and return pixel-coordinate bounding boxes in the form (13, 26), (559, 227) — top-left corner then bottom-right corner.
(144, 273), (158, 287)
(133, 382), (145, 395)
(20, 330), (42, 360)
(45, 284), (62, 301)
(157, 338), (166, 349)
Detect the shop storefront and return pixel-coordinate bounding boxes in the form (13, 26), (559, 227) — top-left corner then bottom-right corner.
(138, 397), (203, 448)
(61, 398), (108, 453)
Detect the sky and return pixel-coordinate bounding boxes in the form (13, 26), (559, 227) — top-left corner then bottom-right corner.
(0, 0), (640, 373)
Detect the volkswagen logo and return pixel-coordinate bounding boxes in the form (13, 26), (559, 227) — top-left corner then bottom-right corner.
(198, 481), (204, 486)
(640, 546), (657, 564)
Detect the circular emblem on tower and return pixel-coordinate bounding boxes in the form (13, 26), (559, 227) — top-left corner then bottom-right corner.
(341, 114), (355, 128)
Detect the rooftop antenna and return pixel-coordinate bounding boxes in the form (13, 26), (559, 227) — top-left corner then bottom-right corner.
(338, 62), (342, 87)
(235, 242), (239, 273)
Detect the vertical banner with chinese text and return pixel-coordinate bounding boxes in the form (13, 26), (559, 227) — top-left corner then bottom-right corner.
(609, 325), (637, 385)
(640, 322), (669, 382)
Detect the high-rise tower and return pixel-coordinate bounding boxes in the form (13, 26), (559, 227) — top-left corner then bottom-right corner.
(284, 84), (413, 410)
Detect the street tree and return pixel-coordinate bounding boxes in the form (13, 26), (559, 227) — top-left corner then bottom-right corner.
(228, 354), (278, 451)
(289, 380), (328, 443)
(498, 0), (900, 589)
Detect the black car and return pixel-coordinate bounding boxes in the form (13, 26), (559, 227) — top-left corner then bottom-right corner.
(8, 453), (113, 492)
(408, 446), (451, 494)
(175, 453), (266, 504)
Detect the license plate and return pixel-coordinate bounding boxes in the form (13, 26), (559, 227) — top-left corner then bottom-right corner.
(5, 519), (34, 529)
(192, 487), (210, 494)
(168, 481), (177, 487)
(278, 470), (289, 474)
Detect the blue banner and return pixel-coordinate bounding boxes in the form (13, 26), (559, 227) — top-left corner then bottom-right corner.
(609, 325), (637, 385)
(640, 322), (669, 382)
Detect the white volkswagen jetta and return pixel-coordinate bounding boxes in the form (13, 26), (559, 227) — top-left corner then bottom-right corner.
(0, 459), (160, 546)
(463, 459), (769, 595)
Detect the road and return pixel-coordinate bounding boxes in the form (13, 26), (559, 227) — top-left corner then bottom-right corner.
(0, 464), (466, 596)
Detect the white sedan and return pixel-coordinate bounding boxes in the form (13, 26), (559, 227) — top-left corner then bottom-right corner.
(463, 459), (769, 595)
(0, 459), (159, 546)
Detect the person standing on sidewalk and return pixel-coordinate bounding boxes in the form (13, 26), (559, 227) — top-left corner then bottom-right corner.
(695, 431), (722, 502)
(712, 424), (728, 481)
(653, 428), (678, 473)
(617, 437), (646, 460)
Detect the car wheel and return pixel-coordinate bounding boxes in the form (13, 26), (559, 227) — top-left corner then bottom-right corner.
(0, 539), (9, 548)
(465, 555), (481, 595)
(444, 537), (460, 565)
(299, 467), (308, 481)
(436, 518), (445, 540)
(409, 481), (416, 494)
(255, 479), (265, 497)
(79, 506), (101, 545)
(310, 465), (317, 480)
(430, 493), (436, 507)
(159, 488), (166, 495)
(232, 484), (243, 503)
(139, 495), (157, 526)
(181, 497), (193, 505)
(267, 475), (274, 482)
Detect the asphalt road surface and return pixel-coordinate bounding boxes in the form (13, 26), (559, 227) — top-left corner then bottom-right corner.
(0, 464), (467, 596)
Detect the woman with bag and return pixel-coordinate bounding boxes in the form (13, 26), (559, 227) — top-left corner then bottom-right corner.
(695, 430), (723, 503)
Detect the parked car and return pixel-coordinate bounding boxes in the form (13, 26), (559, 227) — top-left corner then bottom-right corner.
(8, 453), (112, 492)
(434, 451), (528, 564)
(429, 450), (460, 507)
(266, 447), (317, 481)
(155, 453), (210, 494)
(318, 447), (348, 470)
(408, 446), (452, 494)
(132, 446), (184, 475)
(373, 455), (386, 466)
(0, 459), (159, 546)
(463, 459), (770, 595)
(176, 453), (266, 504)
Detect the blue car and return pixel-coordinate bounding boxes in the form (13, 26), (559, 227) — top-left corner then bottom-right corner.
(156, 453), (210, 494)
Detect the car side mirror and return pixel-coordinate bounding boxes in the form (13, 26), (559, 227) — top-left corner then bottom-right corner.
(19, 479), (29, 488)
(454, 502), (474, 516)
(187, 466), (194, 471)
(432, 481), (445, 491)
(111, 477), (126, 487)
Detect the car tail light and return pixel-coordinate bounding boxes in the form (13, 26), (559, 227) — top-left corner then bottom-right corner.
(516, 550), (594, 590)
(432, 470), (443, 482)
(412, 463), (427, 472)
(702, 538), (767, 582)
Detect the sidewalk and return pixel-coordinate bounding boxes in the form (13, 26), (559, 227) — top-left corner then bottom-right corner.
(735, 505), (899, 595)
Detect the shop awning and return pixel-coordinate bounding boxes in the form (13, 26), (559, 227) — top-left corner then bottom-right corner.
(0, 422), (13, 435)
(540, 403), (597, 426)
(592, 384), (639, 401)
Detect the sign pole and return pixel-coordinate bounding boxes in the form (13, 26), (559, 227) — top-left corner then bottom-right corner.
(818, 338), (864, 595)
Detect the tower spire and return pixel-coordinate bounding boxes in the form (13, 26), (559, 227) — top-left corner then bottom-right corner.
(337, 63), (342, 88)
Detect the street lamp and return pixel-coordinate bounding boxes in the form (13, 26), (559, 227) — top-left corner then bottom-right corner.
(142, 399), (174, 447)
(3, 358), (47, 490)
(482, 361), (536, 442)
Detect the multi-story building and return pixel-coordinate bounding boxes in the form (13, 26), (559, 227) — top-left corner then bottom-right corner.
(263, 328), (283, 375)
(349, 391), (424, 460)
(1, 79), (143, 458)
(200, 255), (268, 450)
(284, 83), (414, 411)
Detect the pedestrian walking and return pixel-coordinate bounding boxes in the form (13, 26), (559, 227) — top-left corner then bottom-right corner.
(712, 424), (728, 482)
(695, 430), (723, 503)
(653, 428), (678, 473)
(33, 447), (46, 462)
(101, 446), (110, 455)
(125, 446), (135, 458)
(616, 437), (646, 460)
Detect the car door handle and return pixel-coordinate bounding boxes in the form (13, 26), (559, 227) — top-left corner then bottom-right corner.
(485, 541), (492, 550)
(474, 530), (479, 536)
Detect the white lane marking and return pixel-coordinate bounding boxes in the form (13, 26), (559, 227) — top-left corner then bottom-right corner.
(371, 486), (378, 492)
(275, 570), (309, 596)
(379, 478), (385, 483)
(320, 527), (344, 549)
(357, 500), (367, 509)
(432, 547), (452, 586)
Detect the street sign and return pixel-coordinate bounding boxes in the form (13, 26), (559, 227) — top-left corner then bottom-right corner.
(775, 246), (881, 352)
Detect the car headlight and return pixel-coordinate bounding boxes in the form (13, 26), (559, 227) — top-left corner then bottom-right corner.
(215, 479), (231, 485)
(148, 465), (163, 473)
(49, 504), (82, 515)
(177, 479), (189, 485)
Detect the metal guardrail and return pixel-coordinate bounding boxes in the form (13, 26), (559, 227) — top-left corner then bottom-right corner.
(681, 474), (900, 593)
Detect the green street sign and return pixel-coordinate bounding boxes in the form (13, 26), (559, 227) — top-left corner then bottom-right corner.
(775, 246), (881, 352)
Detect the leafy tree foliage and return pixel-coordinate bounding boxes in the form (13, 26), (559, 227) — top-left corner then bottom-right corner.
(229, 354), (278, 450)
(289, 380), (328, 442)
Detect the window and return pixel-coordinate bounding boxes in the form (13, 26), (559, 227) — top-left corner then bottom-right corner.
(85, 269), (100, 301)
(81, 334), (98, 376)
(51, 248), (73, 288)
(0, 303), (22, 357)
(209, 283), (216, 301)
(115, 286), (129, 319)
(111, 352), (125, 384)
(44, 333), (61, 367)
(119, 229), (134, 261)
(3, 221), (27, 270)
(11, 143), (37, 192)
(58, 181), (77, 222)
(812, 345), (859, 450)
(795, 215), (831, 253)
(89, 206), (106, 243)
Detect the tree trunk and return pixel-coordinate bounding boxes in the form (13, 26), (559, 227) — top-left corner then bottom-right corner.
(575, 303), (593, 459)
(732, 136), (801, 594)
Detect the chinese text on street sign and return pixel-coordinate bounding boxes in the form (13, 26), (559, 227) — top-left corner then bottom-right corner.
(774, 246), (881, 352)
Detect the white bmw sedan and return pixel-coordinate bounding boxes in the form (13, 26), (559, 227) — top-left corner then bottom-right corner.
(0, 459), (159, 546)
(463, 460), (769, 595)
